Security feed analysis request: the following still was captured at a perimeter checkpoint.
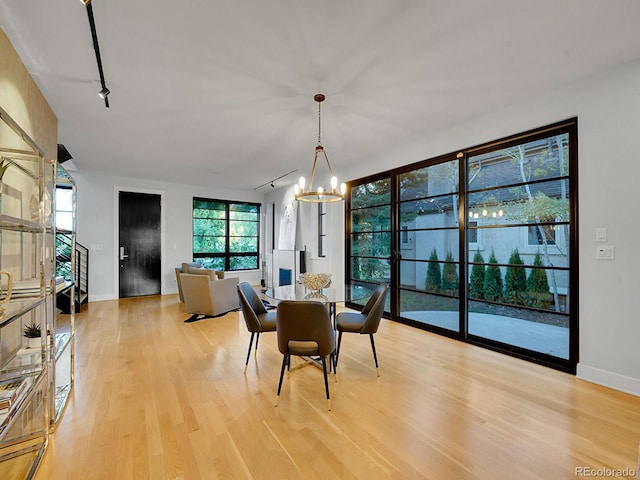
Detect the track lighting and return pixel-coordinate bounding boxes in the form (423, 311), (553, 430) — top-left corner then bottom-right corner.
(82, 0), (110, 107)
(253, 169), (298, 191)
(98, 87), (110, 99)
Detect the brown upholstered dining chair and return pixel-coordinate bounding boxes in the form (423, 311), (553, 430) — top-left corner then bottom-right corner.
(275, 300), (336, 410)
(237, 282), (277, 373)
(335, 283), (389, 377)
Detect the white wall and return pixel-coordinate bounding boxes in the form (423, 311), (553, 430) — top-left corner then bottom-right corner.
(336, 58), (640, 396)
(74, 171), (264, 301)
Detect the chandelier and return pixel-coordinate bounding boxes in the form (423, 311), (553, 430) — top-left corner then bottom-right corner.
(294, 94), (346, 202)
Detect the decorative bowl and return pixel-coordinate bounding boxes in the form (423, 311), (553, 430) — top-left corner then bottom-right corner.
(300, 273), (332, 291)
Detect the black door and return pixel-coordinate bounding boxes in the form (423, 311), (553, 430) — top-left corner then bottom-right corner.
(118, 191), (161, 298)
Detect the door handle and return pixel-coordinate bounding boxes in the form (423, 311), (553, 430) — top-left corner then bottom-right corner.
(120, 246), (129, 260)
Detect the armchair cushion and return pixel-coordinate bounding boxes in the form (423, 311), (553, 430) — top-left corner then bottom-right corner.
(188, 266), (225, 279)
(187, 267), (217, 280)
(182, 261), (203, 272)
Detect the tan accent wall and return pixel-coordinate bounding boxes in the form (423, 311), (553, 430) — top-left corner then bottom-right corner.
(0, 28), (57, 159)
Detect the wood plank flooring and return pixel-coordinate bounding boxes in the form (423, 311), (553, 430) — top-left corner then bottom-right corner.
(33, 294), (640, 480)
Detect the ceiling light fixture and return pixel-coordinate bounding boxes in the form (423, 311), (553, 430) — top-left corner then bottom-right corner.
(82, 0), (110, 108)
(294, 94), (346, 203)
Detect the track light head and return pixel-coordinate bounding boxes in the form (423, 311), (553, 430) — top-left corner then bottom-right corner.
(98, 87), (110, 99)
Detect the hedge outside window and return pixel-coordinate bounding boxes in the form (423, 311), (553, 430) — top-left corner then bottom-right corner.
(192, 198), (260, 271)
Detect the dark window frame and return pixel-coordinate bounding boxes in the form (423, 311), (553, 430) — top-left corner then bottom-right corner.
(192, 197), (261, 271)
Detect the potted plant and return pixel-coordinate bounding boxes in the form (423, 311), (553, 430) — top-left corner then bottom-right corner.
(23, 319), (42, 349)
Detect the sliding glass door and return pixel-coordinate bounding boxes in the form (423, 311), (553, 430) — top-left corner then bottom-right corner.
(347, 176), (391, 294)
(466, 132), (572, 361)
(397, 158), (461, 333)
(345, 119), (577, 372)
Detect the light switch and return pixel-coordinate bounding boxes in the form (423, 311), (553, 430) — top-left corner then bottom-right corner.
(595, 228), (607, 242)
(596, 245), (614, 260)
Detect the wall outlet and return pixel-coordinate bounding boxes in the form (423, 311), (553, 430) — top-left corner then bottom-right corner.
(596, 245), (614, 260)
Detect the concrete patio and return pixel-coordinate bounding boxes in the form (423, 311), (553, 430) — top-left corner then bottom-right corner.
(401, 310), (569, 359)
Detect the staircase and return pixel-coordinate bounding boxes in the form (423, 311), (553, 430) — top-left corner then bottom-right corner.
(55, 231), (89, 313)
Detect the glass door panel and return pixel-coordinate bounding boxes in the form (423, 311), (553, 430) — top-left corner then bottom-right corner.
(397, 159), (460, 333)
(468, 300), (570, 358)
(466, 131), (571, 361)
(347, 177), (391, 290)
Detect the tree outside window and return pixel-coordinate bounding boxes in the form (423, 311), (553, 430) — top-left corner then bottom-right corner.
(192, 198), (260, 271)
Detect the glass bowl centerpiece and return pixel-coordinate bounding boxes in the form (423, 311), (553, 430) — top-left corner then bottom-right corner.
(300, 273), (332, 293)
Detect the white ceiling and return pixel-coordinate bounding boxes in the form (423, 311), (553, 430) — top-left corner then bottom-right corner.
(2, 1), (640, 191)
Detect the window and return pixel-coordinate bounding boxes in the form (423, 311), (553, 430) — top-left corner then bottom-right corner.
(55, 186), (74, 231)
(55, 185), (74, 281)
(192, 198), (260, 271)
(467, 220), (478, 244)
(318, 203), (327, 257)
(401, 225), (409, 244)
(528, 224), (556, 246)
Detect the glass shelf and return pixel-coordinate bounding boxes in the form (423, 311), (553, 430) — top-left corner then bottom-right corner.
(0, 215), (42, 233)
(0, 370), (46, 442)
(0, 300), (45, 329)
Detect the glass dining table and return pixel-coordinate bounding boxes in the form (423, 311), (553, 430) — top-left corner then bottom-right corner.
(264, 283), (373, 324)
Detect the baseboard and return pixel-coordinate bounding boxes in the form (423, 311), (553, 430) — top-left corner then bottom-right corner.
(87, 294), (115, 302)
(577, 364), (640, 397)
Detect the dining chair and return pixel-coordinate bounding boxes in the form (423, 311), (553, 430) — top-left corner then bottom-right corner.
(275, 300), (336, 410)
(237, 282), (277, 373)
(335, 283), (389, 377)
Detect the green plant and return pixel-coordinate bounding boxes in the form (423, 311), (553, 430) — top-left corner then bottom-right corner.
(469, 251), (485, 299)
(483, 249), (503, 302)
(526, 251), (553, 308)
(23, 319), (41, 338)
(441, 250), (459, 295)
(425, 248), (441, 293)
(504, 248), (527, 305)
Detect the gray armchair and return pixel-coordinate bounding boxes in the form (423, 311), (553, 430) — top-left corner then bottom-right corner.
(175, 262), (225, 302)
(180, 270), (239, 322)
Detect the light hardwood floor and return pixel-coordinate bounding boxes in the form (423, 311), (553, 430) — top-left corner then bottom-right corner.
(33, 294), (640, 480)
